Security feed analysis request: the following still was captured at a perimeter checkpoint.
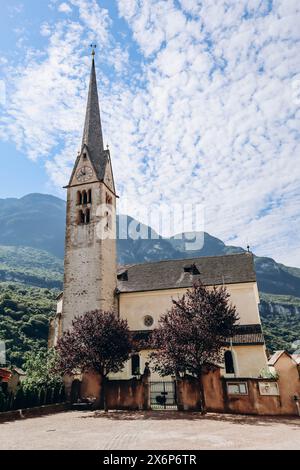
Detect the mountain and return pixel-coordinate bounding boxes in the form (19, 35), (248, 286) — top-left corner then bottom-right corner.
(0, 194), (66, 258)
(0, 245), (63, 288)
(1, 195), (299, 296)
(0, 193), (299, 366)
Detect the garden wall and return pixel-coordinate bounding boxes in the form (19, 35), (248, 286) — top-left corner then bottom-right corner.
(68, 369), (300, 416)
(177, 371), (300, 416)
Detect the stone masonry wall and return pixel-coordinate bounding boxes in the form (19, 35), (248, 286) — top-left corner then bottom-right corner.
(62, 178), (117, 332)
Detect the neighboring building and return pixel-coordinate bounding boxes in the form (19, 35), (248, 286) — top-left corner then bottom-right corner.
(292, 354), (300, 366)
(0, 368), (11, 393)
(268, 350), (300, 414)
(49, 52), (269, 393)
(7, 368), (26, 394)
(0, 367), (25, 394)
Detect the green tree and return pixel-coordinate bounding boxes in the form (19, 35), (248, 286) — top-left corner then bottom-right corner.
(22, 347), (63, 391)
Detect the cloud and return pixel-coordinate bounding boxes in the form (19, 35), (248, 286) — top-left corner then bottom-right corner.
(8, 3), (24, 16)
(40, 22), (52, 37)
(58, 2), (72, 14)
(1, 0), (300, 268)
(115, 0), (300, 267)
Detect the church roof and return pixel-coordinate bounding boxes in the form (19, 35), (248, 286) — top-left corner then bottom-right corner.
(229, 324), (264, 345)
(131, 323), (264, 346)
(117, 252), (256, 293)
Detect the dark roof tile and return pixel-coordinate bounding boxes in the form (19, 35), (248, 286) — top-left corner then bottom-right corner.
(117, 253), (256, 293)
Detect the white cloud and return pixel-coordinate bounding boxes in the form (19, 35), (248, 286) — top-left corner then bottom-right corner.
(58, 2), (72, 14)
(1, 0), (300, 268)
(40, 22), (52, 37)
(115, 0), (300, 267)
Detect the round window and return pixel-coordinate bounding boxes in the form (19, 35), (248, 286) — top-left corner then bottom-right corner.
(144, 315), (154, 327)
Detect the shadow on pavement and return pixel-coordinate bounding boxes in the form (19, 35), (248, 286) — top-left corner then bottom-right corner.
(78, 410), (300, 427)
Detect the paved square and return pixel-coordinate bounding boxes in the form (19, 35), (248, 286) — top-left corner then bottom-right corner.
(0, 411), (299, 450)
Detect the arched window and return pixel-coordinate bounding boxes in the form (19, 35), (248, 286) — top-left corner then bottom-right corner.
(85, 208), (90, 224)
(82, 191), (87, 205)
(77, 191), (82, 205)
(224, 350), (235, 374)
(78, 210), (85, 225)
(88, 189), (92, 204)
(131, 354), (140, 376)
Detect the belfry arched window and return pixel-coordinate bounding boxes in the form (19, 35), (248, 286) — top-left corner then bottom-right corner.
(78, 210), (85, 225)
(224, 350), (235, 374)
(85, 208), (90, 224)
(82, 190), (88, 205)
(88, 189), (92, 204)
(77, 191), (82, 205)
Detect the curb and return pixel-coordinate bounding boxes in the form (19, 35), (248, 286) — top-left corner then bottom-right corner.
(0, 403), (70, 423)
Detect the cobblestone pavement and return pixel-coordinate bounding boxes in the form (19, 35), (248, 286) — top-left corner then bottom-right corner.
(0, 411), (299, 450)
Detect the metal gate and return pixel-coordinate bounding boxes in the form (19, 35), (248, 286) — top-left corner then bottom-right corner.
(150, 381), (177, 410)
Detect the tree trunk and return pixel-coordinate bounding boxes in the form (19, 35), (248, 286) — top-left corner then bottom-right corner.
(102, 376), (108, 412)
(175, 374), (184, 411)
(92, 374), (104, 410)
(198, 372), (206, 415)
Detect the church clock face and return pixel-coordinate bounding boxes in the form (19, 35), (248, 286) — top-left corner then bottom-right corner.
(76, 166), (93, 182)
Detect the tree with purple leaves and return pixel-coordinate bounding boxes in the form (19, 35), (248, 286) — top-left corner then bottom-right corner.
(55, 310), (132, 409)
(150, 282), (239, 414)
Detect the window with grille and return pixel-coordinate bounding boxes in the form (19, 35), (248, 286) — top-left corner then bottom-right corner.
(227, 382), (248, 395)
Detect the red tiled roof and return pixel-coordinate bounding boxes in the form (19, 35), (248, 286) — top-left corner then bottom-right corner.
(0, 368), (12, 382)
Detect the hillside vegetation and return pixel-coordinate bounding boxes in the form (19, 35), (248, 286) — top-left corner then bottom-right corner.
(0, 244), (62, 367)
(0, 246), (63, 288)
(0, 282), (58, 367)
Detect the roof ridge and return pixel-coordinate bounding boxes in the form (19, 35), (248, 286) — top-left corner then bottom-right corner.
(119, 252), (251, 270)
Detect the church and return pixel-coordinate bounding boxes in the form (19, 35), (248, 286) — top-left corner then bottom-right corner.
(49, 52), (269, 400)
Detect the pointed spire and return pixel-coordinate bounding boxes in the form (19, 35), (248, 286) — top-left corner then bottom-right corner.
(81, 47), (106, 177)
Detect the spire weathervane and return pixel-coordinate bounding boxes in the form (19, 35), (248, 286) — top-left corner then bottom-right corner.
(90, 44), (97, 57)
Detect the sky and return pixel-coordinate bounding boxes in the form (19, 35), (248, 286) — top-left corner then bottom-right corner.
(0, 0), (299, 267)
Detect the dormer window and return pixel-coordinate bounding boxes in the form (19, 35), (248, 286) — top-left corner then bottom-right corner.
(117, 270), (128, 281)
(183, 263), (200, 275)
(83, 152), (87, 159)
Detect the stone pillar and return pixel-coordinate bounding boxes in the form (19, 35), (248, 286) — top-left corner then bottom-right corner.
(175, 378), (184, 411)
(63, 374), (74, 402)
(142, 363), (151, 410)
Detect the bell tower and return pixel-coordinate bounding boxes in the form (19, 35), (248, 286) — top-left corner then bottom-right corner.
(61, 48), (117, 332)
